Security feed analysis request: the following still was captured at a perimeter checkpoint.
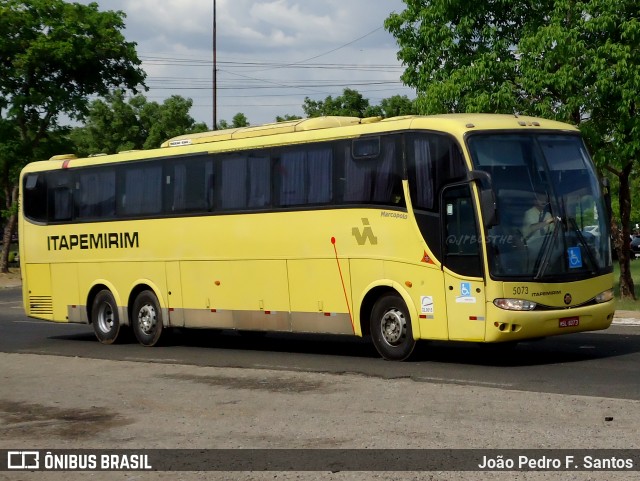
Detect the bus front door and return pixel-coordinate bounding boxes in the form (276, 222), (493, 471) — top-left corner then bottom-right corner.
(442, 184), (486, 341)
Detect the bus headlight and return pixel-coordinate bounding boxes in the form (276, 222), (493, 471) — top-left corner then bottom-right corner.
(595, 289), (614, 304)
(493, 298), (537, 311)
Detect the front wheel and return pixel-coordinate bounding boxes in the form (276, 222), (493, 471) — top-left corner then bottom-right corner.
(370, 294), (416, 361)
(131, 290), (164, 346)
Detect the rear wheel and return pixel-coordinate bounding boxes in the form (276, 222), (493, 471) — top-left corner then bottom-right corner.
(132, 290), (164, 346)
(370, 293), (416, 361)
(91, 290), (122, 344)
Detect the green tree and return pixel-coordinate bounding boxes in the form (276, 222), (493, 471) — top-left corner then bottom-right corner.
(303, 88), (371, 118)
(576, 1), (640, 298)
(141, 95), (209, 149)
(0, 0), (146, 272)
(216, 113), (250, 130)
(71, 91), (208, 156)
(385, 0), (534, 115)
(276, 114), (303, 122)
(377, 95), (417, 118)
(303, 90), (416, 119)
(386, 0), (640, 299)
(71, 90), (143, 155)
(513, 0), (639, 298)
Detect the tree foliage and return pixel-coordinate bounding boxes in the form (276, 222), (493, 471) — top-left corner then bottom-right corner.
(303, 88), (372, 118)
(386, 0), (640, 298)
(275, 114), (303, 123)
(385, 0), (538, 114)
(216, 112), (250, 130)
(0, 0), (146, 142)
(303, 89), (417, 119)
(71, 91), (208, 156)
(0, 0), (146, 272)
(374, 95), (417, 118)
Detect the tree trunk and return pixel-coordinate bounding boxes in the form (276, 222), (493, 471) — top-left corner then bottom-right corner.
(0, 184), (18, 274)
(616, 163), (635, 300)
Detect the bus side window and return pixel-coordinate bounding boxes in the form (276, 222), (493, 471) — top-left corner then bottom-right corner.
(205, 160), (215, 211)
(47, 172), (74, 222)
(23, 173), (48, 222)
(279, 150), (307, 206)
(342, 136), (402, 206)
(277, 147), (332, 207)
(77, 170), (116, 219)
(248, 154), (271, 208)
(307, 148), (333, 204)
(220, 155), (248, 210)
(52, 188), (73, 221)
(169, 156), (212, 213)
(122, 164), (162, 215)
(442, 184), (483, 277)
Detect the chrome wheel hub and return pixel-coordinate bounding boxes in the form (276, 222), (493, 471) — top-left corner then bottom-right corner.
(97, 303), (114, 333)
(138, 304), (157, 334)
(381, 308), (406, 345)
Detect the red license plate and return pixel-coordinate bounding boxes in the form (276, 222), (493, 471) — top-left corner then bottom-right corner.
(559, 317), (579, 328)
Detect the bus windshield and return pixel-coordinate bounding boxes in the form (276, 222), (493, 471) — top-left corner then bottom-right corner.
(468, 132), (612, 280)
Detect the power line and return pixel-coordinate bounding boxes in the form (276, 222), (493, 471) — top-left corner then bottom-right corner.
(146, 81), (403, 90)
(251, 26), (385, 72)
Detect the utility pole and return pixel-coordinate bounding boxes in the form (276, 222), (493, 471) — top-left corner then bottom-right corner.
(212, 0), (217, 130)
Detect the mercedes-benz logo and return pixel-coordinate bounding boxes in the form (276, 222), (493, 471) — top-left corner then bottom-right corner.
(564, 293), (572, 305)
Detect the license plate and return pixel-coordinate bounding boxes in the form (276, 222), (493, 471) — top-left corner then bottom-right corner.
(559, 316), (579, 328)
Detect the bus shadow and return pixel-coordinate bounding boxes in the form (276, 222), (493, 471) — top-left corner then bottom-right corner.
(49, 328), (640, 367)
(170, 329), (380, 359)
(411, 331), (640, 367)
(167, 328), (639, 367)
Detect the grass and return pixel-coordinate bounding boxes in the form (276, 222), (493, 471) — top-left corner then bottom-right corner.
(613, 259), (640, 311)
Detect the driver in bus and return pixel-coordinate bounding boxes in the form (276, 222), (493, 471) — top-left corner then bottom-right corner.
(522, 192), (554, 240)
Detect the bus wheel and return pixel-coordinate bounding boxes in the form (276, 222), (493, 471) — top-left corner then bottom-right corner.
(92, 290), (121, 344)
(370, 294), (416, 361)
(132, 290), (164, 347)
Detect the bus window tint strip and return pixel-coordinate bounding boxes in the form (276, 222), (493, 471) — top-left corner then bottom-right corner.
(22, 136), (408, 225)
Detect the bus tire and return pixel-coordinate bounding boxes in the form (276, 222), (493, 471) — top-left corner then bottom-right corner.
(132, 290), (164, 347)
(92, 290), (122, 344)
(370, 293), (416, 361)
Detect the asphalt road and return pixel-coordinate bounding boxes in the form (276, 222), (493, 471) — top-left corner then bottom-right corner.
(2, 286), (640, 481)
(2, 286), (640, 401)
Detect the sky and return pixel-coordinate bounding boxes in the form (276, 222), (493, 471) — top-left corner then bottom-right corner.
(81, 0), (415, 129)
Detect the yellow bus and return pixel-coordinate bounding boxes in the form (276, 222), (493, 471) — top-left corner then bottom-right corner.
(19, 114), (615, 360)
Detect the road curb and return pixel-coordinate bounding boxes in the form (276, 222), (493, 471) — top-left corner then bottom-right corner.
(612, 318), (640, 326)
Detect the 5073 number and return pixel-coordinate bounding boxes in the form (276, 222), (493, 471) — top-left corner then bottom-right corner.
(512, 286), (529, 295)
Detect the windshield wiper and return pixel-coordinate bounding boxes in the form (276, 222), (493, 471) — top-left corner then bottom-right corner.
(534, 216), (562, 280)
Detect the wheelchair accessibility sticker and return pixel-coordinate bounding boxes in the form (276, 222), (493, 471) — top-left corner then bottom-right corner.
(568, 247), (582, 269)
(456, 282), (476, 303)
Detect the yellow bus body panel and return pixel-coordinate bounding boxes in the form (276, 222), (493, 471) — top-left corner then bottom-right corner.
(18, 114), (613, 345)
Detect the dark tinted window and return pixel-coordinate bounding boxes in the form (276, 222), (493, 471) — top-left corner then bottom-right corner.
(168, 156), (214, 213)
(341, 136), (403, 206)
(277, 146), (332, 206)
(23, 173), (48, 222)
(48, 171), (73, 221)
(23, 135), (410, 225)
(121, 164), (162, 215)
(77, 170), (116, 219)
(407, 133), (466, 211)
(248, 153), (271, 208)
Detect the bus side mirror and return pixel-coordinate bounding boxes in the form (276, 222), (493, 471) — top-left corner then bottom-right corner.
(467, 170), (498, 228)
